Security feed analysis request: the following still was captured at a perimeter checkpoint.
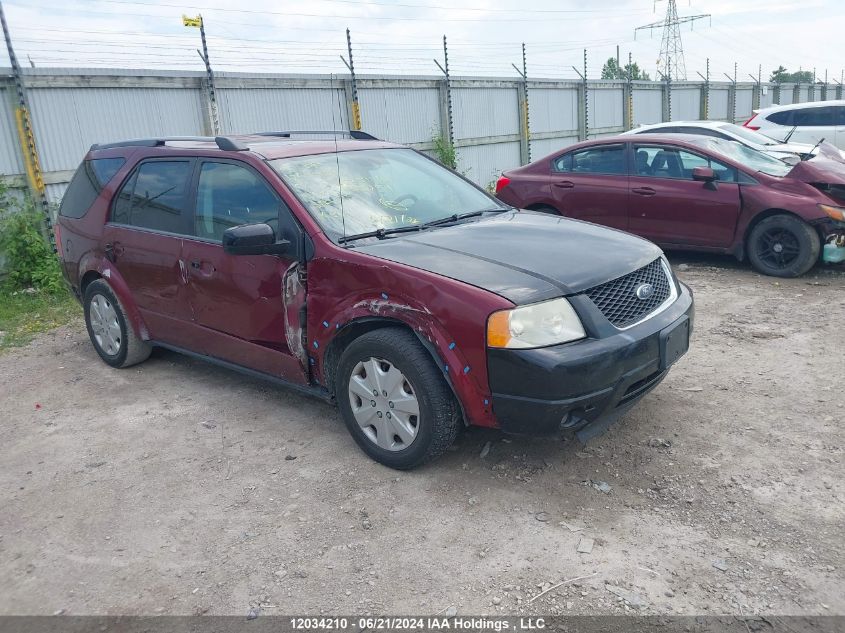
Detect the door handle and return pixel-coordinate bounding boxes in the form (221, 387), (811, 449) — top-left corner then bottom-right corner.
(632, 187), (656, 196)
(190, 260), (216, 276)
(553, 181), (575, 189)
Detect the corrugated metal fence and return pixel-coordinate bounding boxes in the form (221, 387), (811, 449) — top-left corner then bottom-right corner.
(1, 68), (840, 204)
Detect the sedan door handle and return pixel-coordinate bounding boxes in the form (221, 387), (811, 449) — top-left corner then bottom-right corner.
(553, 181), (575, 189)
(632, 187), (656, 196)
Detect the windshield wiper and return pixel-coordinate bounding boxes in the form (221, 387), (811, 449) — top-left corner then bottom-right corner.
(422, 208), (510, 228)
(338, 224), (425, 244)
(338, 208), (510, 244)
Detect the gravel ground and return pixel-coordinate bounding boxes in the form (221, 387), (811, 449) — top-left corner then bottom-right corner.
(0, 254), (843, 617)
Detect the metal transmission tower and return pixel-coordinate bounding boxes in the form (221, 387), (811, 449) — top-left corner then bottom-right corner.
(635, 0), (710, 81)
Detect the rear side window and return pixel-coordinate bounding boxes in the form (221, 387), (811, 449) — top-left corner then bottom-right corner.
(59, 157), (125, 219)
(769, 107), (839, 127)
(554, 145), (626, 175)
(112, 160), (192, 233)
(794, 107), (837, 126)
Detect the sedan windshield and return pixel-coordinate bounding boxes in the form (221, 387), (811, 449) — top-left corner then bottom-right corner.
(270, 148), (505, 241)
(688, 138), (792, 177)
(717, 123), (779, 146)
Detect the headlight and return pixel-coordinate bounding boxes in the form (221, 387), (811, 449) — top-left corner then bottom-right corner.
(487, 297), (586, 349)
(819, 203), (845, 222)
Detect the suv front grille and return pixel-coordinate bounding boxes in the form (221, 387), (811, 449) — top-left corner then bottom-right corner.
(585, 258), (672, 328)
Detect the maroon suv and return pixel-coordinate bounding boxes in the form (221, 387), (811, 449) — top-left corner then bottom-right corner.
(57, 132), (693, 469)
(496, 134), (845, 277)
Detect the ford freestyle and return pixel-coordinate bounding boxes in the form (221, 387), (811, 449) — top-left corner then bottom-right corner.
(56, 132), (694, 469)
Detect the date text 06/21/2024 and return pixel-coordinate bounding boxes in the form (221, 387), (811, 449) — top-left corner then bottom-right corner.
(289, 617), (548, 631)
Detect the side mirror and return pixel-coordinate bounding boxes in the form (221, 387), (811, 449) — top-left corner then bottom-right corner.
(692, 166), (717, 183)
(222, 223), (291, 256)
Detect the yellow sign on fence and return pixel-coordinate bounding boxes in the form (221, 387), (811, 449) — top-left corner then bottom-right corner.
(182, 14), (202, 28)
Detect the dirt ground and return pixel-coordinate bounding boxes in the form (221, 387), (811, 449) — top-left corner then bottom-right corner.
(1, 253), (843, 617)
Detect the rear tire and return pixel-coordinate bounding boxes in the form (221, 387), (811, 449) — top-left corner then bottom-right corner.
(84, 279), (151, 368)
(747, 214), (820, 278)
(336, 328), (460, 470)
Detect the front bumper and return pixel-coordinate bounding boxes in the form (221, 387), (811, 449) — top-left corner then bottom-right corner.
(488, 281), (694, 437)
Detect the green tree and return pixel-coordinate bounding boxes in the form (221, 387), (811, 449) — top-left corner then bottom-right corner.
(769, 67), (815, 83)
(601, 57), (651, 81)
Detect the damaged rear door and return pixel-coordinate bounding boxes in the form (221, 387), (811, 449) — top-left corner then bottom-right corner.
(180, 159), (309, 384)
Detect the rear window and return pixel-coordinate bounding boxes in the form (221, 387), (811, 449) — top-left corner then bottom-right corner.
(58, 157), (125, 219)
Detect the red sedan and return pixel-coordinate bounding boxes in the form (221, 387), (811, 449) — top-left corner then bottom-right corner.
(496, 134), (845, 277)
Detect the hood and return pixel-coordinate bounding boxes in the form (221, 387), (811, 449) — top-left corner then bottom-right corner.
(787, 155), (845, 187)
(356, 211), (663, 305)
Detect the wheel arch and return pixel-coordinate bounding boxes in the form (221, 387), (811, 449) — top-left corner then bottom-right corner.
(322, 316), (469, 426)
(80, 264), (150, 341)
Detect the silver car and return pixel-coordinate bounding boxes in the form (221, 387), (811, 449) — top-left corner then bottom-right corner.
(622, 119), (840, 164)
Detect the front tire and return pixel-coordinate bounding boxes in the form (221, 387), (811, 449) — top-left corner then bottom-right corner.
(84, 279), (151, 368)
(336, 328), (461, 470)
(747, 214), (820, 278)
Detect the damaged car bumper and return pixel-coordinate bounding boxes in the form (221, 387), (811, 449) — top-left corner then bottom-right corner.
(488, 282), (694, 439)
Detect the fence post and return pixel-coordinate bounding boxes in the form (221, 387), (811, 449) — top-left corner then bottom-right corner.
(793, 83), (801, 104)
(623, 52), (633, 130)
(434, 36), (454, 145)
(1, 0), (53, 248)
(697, 58), (710, 120)
(571, 50), (587, 141)
(512, 43), (530, 165)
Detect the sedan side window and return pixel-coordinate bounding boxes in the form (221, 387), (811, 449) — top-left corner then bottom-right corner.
(111, 160), (192, 233)
(194, 162), (286, 241)
(634, 146), (737, 182)
(555, 145), (625, 175)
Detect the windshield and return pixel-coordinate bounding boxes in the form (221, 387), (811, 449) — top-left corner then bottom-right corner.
(688, 138), (793, 177)
(269, 148), (504, 240)
(717, 123), (780, 146)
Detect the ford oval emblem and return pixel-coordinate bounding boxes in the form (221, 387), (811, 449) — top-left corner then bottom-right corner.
(635, 283), (654, 300)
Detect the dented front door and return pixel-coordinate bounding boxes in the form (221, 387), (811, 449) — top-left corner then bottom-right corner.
(180, 239), (308, 383)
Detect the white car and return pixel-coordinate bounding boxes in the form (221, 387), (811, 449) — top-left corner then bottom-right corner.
(623, 120), (826, 162)
(744, 100), (845, 151)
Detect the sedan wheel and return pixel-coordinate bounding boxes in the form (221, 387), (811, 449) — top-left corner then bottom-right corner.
(747, 214), (820, 278)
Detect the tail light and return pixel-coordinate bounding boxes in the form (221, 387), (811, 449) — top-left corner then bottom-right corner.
(743, 113), (760, 130)
(495, 176), (511, 193)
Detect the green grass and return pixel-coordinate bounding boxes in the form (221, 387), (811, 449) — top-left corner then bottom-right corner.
(0, 288), (80, 351)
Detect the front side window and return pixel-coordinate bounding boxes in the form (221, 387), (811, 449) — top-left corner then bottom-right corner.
(555, 145), (626, 175)
(112, 160), (192, 233)
(686, 138), (792, 177)
(634, 145), (737, 182)
(194, 162), (282, 241)
(270, 148), (503, 240)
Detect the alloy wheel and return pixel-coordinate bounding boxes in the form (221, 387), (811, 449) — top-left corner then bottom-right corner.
(755, 228), (801, 269)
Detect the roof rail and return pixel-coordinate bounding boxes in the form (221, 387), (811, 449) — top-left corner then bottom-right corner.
(90, 136), (248, 152)
(254, 130), (379, 141)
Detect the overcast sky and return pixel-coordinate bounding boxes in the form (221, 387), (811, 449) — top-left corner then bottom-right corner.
(2, 0), (843, 83)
